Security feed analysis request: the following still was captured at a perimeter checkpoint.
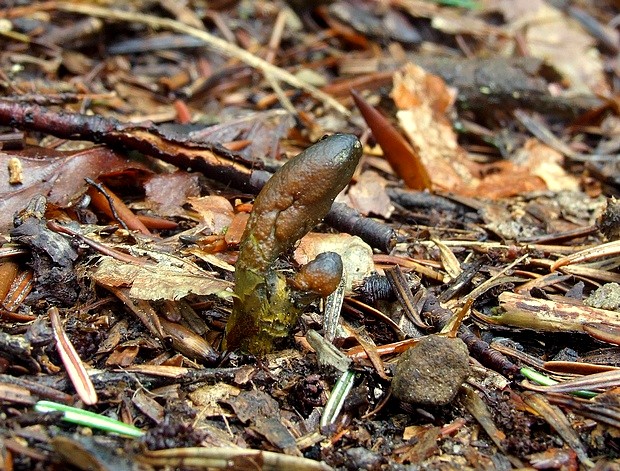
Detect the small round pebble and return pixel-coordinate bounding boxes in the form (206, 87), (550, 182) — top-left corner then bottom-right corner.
(392, 335), (471, 406)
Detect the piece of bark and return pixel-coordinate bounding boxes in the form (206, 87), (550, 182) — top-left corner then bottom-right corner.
(347, 55), (602, 117)
(0, 101), (395, 251)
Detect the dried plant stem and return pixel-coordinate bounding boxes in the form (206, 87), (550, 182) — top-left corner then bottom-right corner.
(49, 307), (98, 405)
(40, 2), (350, 117)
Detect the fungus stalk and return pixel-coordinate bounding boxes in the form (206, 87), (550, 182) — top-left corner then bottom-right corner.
(224, 134), (362, 354)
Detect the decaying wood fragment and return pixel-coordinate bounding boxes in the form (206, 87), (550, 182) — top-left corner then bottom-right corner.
(489, 291), (620, 333)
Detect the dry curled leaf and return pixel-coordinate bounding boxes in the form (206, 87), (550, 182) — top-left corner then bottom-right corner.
(92, 255), (232, 301)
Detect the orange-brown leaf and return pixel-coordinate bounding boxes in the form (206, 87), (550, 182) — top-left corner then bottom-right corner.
(351, 89), (431, 190)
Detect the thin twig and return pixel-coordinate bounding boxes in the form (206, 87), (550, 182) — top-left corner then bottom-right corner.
(85, 178), (130, 232)
(384, 265), (426, 331)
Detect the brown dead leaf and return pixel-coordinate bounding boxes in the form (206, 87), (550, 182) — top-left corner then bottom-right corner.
(0, 146), (151, 231)
(224, 212), (249, 245)
(486, 0), (545, 22)
(395, 425), (441, 464)
(189, 109), (295, 162)
(105, 345), (139, 367)
(430, 10), (502, 37)
(525, 6), (608, 94)
(346, 170), (394, 218)
(352, 89), (432, 190)
(92, 254), (232, 301)
(392, 63), (474, 192)
(144, 172), (200, 217)
(463, 139), (578, 199)
(133, 388), (164, 424)
(187, 195), (235, 234)
(393, 64), (579, 199)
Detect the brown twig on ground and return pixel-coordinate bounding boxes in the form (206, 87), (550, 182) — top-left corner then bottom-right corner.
(0, 100), (256, 190)
(0, 101), (396, 251)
